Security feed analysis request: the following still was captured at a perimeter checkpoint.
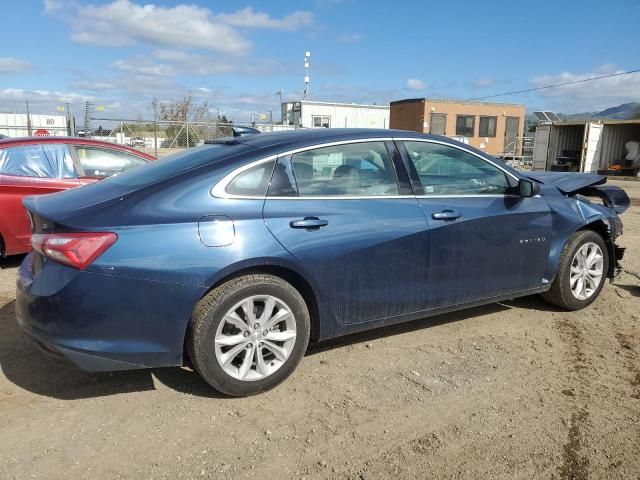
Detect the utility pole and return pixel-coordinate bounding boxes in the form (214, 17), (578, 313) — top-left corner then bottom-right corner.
(26, 101), (32, 136)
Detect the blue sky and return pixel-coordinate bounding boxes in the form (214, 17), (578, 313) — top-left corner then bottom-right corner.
(1, 0), (639, 121)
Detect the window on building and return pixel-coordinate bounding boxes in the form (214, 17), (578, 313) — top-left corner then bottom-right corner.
(429, 113), (446, 136)
(312, 116), (331, 128)
(282, 141), (399, 197)
(403, 141), (509, 195)
(455, 115), (475, 137)
(478, 116), (497, 137)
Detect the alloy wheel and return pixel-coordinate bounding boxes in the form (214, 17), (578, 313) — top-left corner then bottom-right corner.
(570, 242), (604, 301)
(214, 295), (297, 381)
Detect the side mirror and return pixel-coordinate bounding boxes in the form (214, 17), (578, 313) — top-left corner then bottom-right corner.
(518, 179), (540, 197)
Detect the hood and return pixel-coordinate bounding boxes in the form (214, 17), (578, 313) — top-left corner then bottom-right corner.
(524, 171), (606, 194)
(525, 171), (629, 214)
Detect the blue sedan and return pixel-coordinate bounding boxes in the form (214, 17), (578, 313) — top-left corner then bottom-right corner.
(16, 129), (629, 396)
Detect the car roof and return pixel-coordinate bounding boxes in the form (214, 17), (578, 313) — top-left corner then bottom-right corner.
(0, 136), (156, 159)
(233, 128), (424, 149)
(226, 128), (518, 176)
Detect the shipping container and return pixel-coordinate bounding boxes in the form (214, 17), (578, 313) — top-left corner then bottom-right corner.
(532, 120), (640, 175)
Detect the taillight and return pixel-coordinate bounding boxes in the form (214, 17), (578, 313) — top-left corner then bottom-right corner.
(31, 232), (117, 270)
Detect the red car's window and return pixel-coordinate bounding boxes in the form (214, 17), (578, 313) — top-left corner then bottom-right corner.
(73, 146), (148, 179)
(0, 144), (76, 179)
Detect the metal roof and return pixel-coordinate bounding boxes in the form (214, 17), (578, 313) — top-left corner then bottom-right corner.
(282, 100), (389, 110)
(390, 97), (525, 108)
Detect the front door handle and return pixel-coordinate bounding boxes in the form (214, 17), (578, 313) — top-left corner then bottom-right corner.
(289, 217), (329, 229)
(432, 210), (461, 221)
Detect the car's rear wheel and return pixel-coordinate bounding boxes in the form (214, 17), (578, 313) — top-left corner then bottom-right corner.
(187, 274), (310, 396)
(542, 230), (609, 310)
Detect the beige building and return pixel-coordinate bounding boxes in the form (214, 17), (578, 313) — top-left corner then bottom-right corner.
(390, 98), (526, 156)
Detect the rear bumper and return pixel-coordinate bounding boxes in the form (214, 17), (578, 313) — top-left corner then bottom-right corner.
(16, 253), (205, 372)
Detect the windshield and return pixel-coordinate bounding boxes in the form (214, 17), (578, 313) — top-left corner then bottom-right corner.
(103, 143), (251, 188)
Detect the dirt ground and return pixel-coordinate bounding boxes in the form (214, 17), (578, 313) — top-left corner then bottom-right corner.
(0, 180), (638, 480)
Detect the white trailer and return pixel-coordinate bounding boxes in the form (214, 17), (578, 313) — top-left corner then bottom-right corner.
(532, 120), (640, 175)
(281, 100), (389, 129)
(0, 113), (69, 138)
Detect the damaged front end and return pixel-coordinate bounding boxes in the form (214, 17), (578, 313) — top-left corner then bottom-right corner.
(526, 171), (629, 279)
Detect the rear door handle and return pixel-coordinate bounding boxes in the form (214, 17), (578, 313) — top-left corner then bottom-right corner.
(432, 210), (461, 220)
(289, 217), (329, 229)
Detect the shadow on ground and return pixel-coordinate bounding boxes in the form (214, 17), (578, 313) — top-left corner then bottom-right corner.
(0, 255), (25, 269)
(0, 293), (556, 401)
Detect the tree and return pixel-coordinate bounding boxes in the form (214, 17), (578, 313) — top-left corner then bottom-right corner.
(151, 94), (216, 147)
(151, 94), (214, 123)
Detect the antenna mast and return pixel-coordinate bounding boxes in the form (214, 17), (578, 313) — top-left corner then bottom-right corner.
(303, 51), (311, 99)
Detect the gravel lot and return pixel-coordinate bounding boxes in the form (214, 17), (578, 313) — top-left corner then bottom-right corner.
(0, 180), (638, 480)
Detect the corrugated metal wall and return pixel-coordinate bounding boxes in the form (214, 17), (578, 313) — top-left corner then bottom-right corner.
(598, 123), (640, 169)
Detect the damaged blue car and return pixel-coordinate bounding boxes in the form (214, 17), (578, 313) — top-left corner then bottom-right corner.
(16, 129), (629, 396)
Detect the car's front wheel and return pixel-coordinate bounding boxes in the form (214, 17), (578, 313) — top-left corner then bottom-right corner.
(187, 274), (310, 396)
(542, 230), (609, 310)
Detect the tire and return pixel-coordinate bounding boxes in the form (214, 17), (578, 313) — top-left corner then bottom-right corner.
(542, 230), (609, 310)
(187, 274), (310, 397)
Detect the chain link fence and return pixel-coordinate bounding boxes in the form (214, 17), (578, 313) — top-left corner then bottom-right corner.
(87, 118), (296, 157)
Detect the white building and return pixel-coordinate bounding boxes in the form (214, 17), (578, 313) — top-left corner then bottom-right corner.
(281, 100), (390, 129)
(0, 113), (69, 137)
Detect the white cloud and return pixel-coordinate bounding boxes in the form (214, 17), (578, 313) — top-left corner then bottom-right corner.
(150, 49), (280, 76)
(0, 88), (93, 109)
(472, 77), (496, 88)
(338, 33), (362, 44)
(43, 0), (67, 14)
(50, 0), (312, 56)
(112, 59), (176, 77)
(530, 64), (640, 112)
(214, 8), (312, 30)
(406, 78), (427, 91)
(69, 80), (116, 90)
(0, 57), (32, 74)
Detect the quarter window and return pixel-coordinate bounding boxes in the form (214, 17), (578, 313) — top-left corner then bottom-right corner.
(455, 115), (475, 137)
(284, 142), (399, 197)
(404, 141), (510, 195)
(479, 116), (497, 137)
(74, 146), (148, 179)
(226, 160), (275, 196)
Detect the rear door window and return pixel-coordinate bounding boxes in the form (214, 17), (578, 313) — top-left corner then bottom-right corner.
(276, 141), (399, 197)
(0, 144), (75, 179)
(72, 146), (148, 179)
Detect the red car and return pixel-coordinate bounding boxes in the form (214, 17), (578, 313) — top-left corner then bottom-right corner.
(0, 137), (155, 256)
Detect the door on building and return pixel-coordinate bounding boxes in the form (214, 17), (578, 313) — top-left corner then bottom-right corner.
(581, 122), (604, 173)
(532, 124), (551, 171)
(429, 113), (446, 136)
(504, 117), (520, 155)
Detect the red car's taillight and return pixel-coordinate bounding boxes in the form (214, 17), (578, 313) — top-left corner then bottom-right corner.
(31, 232), (117, 270)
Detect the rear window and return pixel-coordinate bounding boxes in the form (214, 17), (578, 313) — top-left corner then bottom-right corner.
(103, 143), (251, 188)
(74, 146), (148, 178)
